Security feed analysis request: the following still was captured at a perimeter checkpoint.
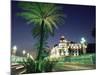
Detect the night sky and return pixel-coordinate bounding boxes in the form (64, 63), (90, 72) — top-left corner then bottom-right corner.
(11, 1), (96, 52)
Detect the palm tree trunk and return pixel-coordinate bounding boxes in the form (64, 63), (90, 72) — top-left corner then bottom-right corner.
(37, 20), (44, 60)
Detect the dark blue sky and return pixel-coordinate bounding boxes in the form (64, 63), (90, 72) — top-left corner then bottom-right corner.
(11, 1), (96, 52)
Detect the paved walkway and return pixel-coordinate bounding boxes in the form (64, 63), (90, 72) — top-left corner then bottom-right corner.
(54, 63), (96, 71)
(11, 63), (26, 75)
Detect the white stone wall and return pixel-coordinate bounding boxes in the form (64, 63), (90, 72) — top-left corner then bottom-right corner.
(49, 38), (87, 58)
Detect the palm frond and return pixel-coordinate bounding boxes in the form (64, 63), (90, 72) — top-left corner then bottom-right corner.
(46, 6), (63, 17)
(44, 19), (53, 33)
(17, 2), (66, 39)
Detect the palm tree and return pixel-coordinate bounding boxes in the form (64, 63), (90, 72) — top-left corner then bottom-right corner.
(17, 2), (65, 60)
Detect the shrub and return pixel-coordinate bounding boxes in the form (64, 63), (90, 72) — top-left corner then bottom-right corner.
(18, 57), (57, 73)
(43, 59), (57, 72)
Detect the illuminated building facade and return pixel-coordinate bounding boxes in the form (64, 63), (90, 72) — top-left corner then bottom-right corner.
(50, 36), (87, 58)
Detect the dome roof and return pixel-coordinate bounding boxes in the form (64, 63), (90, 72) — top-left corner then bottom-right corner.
(60, 36), (65, 40)
(61, 36), (65, 38)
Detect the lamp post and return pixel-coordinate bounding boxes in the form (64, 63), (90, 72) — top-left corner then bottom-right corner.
(22, 50), (26, 55)
(22, 50), (26, 59)
(12, 45), (17, 56)
(12, 45), (17, 62)
(80, 37), (87, 54)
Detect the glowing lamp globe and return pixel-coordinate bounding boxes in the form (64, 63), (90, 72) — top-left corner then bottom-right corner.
(13, 45), (17, 52)
(22, 50), (26, 55)
(80, 37), (86, 44)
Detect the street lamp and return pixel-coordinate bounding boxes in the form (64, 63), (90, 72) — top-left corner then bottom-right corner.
(80, 37), (86, 44)
(12, 45), (17, 55)
(80, 37), (87, 54)
(22, 50), (26, 55)
(12, 45), (17, 62)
